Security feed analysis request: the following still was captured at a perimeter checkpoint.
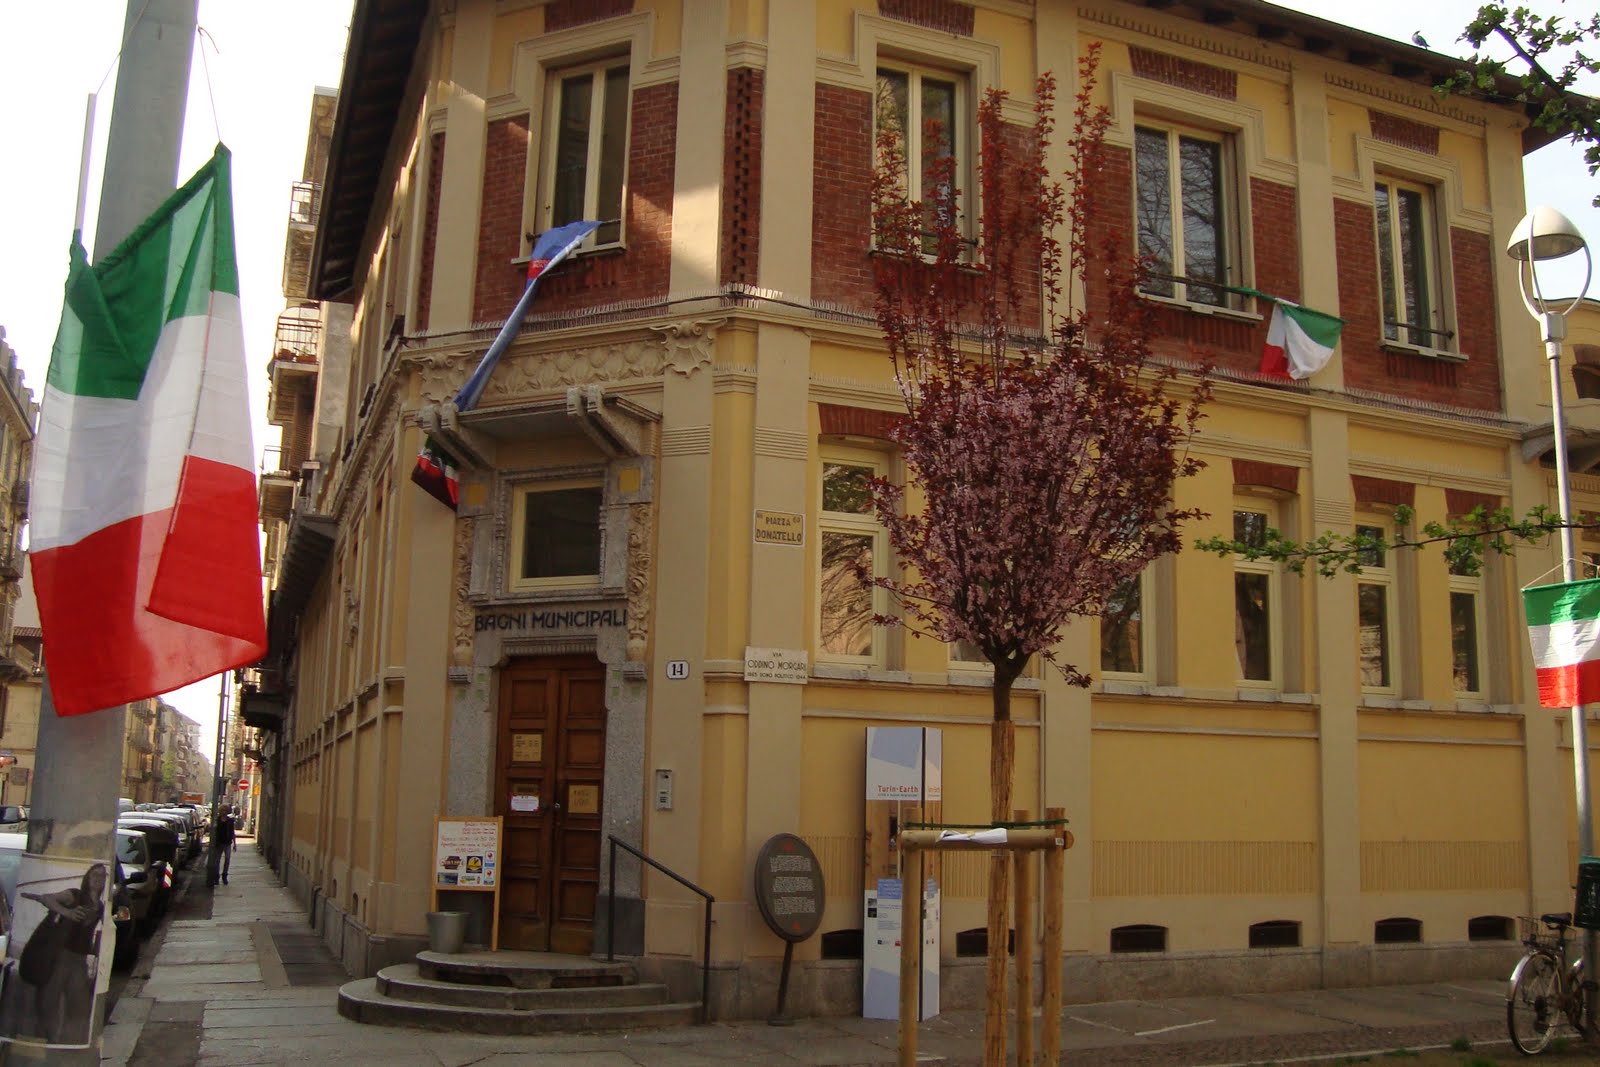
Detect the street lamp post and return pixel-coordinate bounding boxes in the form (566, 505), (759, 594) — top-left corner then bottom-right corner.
(1509, 205), (1595, 1030)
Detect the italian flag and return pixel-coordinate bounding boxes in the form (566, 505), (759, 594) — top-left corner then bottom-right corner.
(29, 146), (266, 717)
(1524, 577), (1600, 708)
(1257, 297), (1344, 380)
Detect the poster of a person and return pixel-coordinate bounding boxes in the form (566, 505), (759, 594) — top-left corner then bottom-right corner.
(0, 857), (112, 1048)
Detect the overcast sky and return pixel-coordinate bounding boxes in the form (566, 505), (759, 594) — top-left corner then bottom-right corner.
(0, 1), (1594, 739)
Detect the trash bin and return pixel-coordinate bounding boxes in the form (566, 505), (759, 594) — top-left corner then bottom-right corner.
(1577, 858), (1600, 929)
(426, 910), (468, 954)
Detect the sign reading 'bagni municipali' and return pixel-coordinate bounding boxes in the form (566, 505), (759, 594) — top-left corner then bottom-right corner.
(753, 833), (826, 943)
(474, 607), (626, 632)
(744, 646), (808, 684)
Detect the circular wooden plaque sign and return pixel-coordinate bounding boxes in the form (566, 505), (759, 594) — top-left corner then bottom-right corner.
(753, 833), (826, 943)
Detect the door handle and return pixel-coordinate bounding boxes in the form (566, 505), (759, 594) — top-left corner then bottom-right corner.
(551, 801), (562, 814)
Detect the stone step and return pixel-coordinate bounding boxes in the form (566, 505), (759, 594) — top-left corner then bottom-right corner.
(377, 963), (672, 1010)
(415, 949), (634, 989)
(338, 978), (700, 1035)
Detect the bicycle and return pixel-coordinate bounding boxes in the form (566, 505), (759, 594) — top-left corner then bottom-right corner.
(1508, 912), (1588, 1054)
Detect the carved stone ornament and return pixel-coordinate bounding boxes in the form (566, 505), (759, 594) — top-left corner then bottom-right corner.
(649, 319), (723, 377)
(452, 517), (476, 668)
(344, 587), (360, 647)
(481, 340), (665, 404)
(407, 318), (729, 409)
(401, 347), (477, 405)
(625, 503), (652, 661)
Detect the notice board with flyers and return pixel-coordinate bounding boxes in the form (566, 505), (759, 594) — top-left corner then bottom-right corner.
(431, 816), (503, 949)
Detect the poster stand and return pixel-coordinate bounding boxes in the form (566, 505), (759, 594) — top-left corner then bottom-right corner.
(431, 816), (503, 951)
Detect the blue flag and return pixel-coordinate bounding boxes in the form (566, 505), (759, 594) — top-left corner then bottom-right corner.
(411, 219), (599, 510)
(455, 219), (601, 411)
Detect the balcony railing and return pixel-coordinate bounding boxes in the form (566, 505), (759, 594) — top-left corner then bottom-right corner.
(261, 446), (290, 478)
(272, 308), (320, 366)
(288, 181), (321, 228)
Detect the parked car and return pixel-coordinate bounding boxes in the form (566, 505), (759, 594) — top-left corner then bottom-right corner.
(110, 861), (138, 972)
(0, 805), (27, 826)
(115, 828), (163, 932)
(116, 818), (180, 913)
(127, 811), (192, 863)
(157, 807), (201, 847)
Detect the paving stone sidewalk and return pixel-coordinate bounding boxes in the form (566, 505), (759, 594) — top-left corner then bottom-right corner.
(100, 844), (1522, 1066)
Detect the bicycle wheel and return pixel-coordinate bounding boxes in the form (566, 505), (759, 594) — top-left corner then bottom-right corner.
(1508, 950), (1563, 1054)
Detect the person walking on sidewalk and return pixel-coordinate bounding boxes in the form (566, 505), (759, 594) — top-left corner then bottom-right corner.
(211, 805), (237, 885)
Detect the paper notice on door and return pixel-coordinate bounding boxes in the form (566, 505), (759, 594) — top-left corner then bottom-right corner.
(511, 792), (540, 813)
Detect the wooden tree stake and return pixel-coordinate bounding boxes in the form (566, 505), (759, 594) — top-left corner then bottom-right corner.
(898, 807), (923, 1067)
(1042, 806), (1066, 1066)
(1015, 809), (1035, 1067)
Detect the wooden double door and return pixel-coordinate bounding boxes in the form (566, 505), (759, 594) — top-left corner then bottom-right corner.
(495, 656), (607, 954)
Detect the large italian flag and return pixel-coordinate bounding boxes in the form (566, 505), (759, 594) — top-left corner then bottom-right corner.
(1524, 577), (1600, 708)
(30, 146), (266, 716)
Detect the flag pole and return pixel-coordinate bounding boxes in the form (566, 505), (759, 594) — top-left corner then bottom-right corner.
(72, 94), (96, 236)
(23, 2), (197, 1061)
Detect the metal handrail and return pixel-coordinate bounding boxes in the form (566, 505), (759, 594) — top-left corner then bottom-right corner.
(1384, 319), (1456, 343)
(606, 834), (713, 1024)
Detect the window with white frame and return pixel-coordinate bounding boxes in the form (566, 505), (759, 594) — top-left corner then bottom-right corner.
(509, 477), (604, 592)
(1234, 506), (1280, 686)
(1374, 177), (1445, 349)
(1449, 557), (1487, 698)
(876, 61), (969, 250)
(1355, 522), (1398, 693)
(1135, 123), (1237, 308)
(950, 638), (988, 669)
(818, 451), (888, 664)
(541, 60), (630, 248)
(1101, 570), (1152, 679)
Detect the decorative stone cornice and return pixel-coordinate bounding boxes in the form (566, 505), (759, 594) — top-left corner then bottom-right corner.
(1078, 5), (1291, 73)
(402, 317), (727, 408)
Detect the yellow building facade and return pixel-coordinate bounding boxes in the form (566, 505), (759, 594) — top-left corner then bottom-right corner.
(262, 0), (1599, 1015)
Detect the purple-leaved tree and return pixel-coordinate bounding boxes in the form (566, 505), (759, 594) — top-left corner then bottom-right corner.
(868, 48), (1212, 1061)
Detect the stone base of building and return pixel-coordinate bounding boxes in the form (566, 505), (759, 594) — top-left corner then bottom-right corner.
(640, 941), (1522, 1021)
(276, 873), (1520, 1017)
(285, 868), (423, 979)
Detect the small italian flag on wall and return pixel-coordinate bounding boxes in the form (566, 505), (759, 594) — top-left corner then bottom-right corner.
(1242, 290), (1344, 380)
(1524, 577), (1600, 708)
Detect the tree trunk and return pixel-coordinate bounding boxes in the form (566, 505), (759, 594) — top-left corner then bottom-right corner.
(984, 675), (1017, 1067)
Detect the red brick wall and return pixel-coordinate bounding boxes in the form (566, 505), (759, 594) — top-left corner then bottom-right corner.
(415, 131), (446, 332)
(879, 0), (974, 35)
(1233, 460), (1299, 493)
(1449, 227), (1503, 410)
(1084, 143), (1134, 329)
(473, 116), (531, 322)
(1351, 475), (1414, 508)
(995, 120), (1045, 332)
(722, 68), (763, 288)
(1251, 178), (1299, 304)
(819, 403), (902, 439)
(812, 84), (875, 307)
(1446, 488), (1500, 518)
(1128, 47), (1238, 100)
(1331, 198), (1384, 386)
(544, 0), (632, 32)
(1334, 198), (1501, 410)
(538, 81), (677, 312)
(1369, 111), (1440, 155)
